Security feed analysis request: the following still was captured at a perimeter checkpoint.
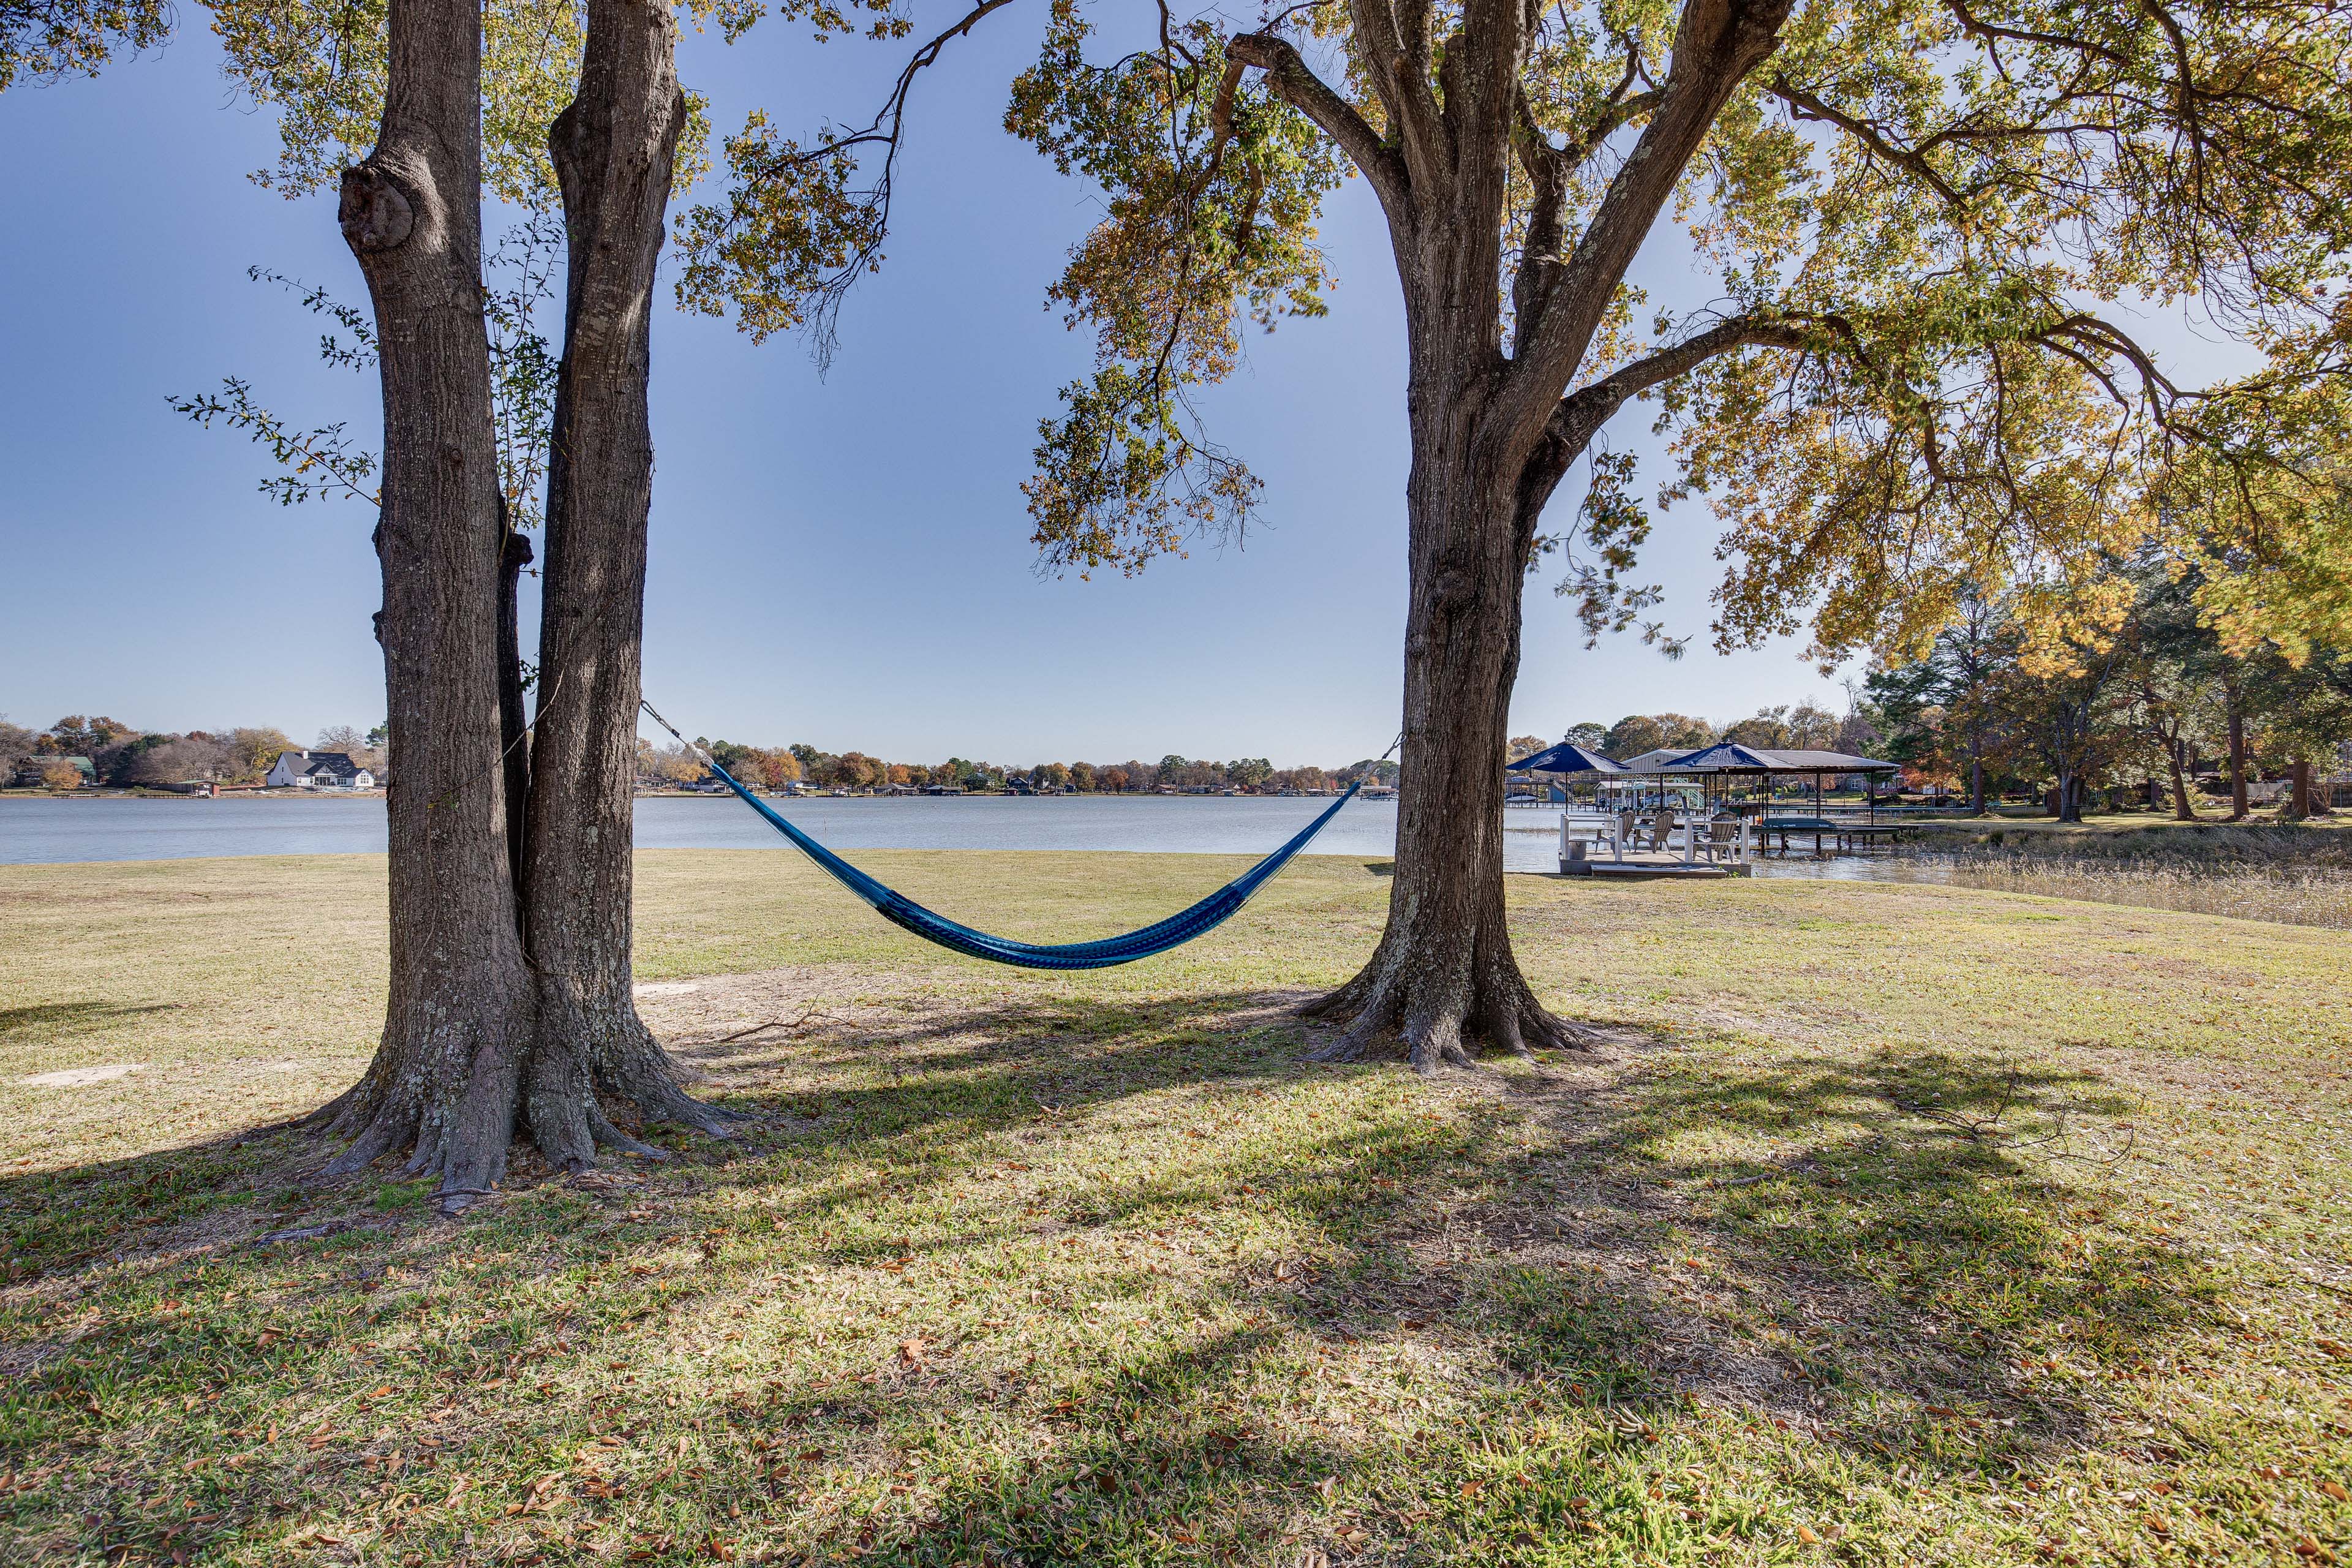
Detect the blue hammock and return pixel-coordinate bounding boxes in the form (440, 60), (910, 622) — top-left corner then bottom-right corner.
(693, 755), (1366, 971)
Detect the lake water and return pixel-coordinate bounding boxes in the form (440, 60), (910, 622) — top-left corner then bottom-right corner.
(0, 793), (1447, 865)
(0, 796), (1961, 881)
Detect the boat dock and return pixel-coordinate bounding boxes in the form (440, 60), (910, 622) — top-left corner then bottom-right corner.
(1555, 852), (1750, 879)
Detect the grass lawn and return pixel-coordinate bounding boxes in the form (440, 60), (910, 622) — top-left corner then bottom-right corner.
(3, 850), (2350, 1566)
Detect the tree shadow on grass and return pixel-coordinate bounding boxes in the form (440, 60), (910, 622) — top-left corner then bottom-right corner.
(469, 1033), (2225, 1563)
(0, 986), (1324, 1280)
(1391, 1045), (2215, 1464)
(0, 1000), (178, 1046)
(0, 994), (2242, 1567)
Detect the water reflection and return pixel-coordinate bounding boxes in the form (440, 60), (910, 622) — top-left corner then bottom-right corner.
(2, 794), (1415, 866)
(11, 799), (2331, 927)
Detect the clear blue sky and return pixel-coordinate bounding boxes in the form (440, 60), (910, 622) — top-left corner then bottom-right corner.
(0, 18), (1863, 768)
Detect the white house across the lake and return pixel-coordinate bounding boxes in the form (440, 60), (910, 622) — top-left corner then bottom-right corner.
(265, 750), (375, 790)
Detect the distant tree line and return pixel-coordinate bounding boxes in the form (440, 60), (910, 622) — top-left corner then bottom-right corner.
(1, 715), (388, 789)
(1515, 575), (2352, 823)
(638, 741), (1399, 795)
(1506, 703), (1881, 779)
(1862, 567), (2352, 822)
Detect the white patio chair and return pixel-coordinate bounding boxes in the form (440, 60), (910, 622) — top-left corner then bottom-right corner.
(1694, 816), (1741, 864)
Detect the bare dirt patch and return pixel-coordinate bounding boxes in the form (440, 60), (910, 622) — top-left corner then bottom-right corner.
(17, 1063), (143, 1088)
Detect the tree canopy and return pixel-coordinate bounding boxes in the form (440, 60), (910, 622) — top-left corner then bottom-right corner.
(1, 0), (167, 90)
(680, 0), (2352, 663)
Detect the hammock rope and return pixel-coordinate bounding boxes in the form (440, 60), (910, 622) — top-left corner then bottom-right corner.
(641, 700), (1390, 971)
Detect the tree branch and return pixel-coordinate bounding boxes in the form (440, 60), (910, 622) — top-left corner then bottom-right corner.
(1523, 314), (1812, 515)
(1562, 81), (1664, 171)
(1502, 0), (1795, 442)
(1512, 87), (1569, 336)
(1341, 0), (1449, 183)
(1189, 58), (1247, 195)
(1227, 31), (1408, 210)
(1770, 77), (1967, 211)
(720, 0), (1023, 361)
(1512, 40), (1665, 340)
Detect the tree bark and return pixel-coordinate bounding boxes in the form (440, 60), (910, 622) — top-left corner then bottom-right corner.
(520, 0), (729, 1166)
(2226, 684), (2249, 820)
(2288, 757), (2312, 820)
(497, 519), (534, 887)
(1245, 0), (1792, 1070)
(2165, 735), (2196, 821)
(316, 0), (537, 1199)
(1300, 363), (1594, 1068)
(316, 0), (731, 1203)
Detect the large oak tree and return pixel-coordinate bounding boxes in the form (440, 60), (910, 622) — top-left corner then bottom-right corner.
(177, 0), (892, 1197)
(682, 0), (2352, 1067)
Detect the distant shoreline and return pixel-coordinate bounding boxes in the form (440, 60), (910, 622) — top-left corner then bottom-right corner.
(0, 788), (386, 801)
(1, 788), (1363, 802)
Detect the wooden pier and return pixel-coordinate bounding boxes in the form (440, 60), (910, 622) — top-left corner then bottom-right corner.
(1554, 852), (1750, 879)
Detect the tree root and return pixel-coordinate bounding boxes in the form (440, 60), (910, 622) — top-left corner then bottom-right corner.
(311, 997), (741, 1205)
(1299, 932), (1604, 1071)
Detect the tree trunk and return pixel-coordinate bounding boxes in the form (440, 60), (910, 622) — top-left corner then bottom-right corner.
(1301, 381), (1592, 1069)
(519, 0), (729, 1166)
(2166, 736), (2196, 821)
(317, 0), (538, 1199)
(2051, 761), (2084, 823)
(1233, 0), (1789, 1072)
(2288, 757), (2312, 820)
(497, 519), (534, 886)
(2226, 688), (2249, 820)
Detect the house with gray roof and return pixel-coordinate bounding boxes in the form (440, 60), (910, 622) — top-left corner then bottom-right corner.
(265, 750), (375, 790)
